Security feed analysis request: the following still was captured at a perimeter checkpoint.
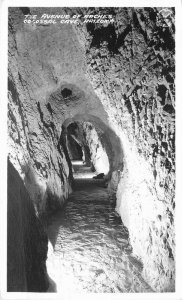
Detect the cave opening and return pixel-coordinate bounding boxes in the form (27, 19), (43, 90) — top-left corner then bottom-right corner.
(61, 88), (72, 98)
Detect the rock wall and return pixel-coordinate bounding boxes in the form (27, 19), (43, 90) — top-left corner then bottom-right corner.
(8, 70), (71, 214)
(8, 8), (76, 213)
(80, 122), (110, 175)
(7, 159), (49, 292)
(77, 7), (175, 292)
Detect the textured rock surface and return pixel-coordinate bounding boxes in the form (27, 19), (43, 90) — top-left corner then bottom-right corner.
(7, 159), (48, 292)
(78, 7), (175, 292)
(81, 122), (110, 175)
(8, 7), (175, 293)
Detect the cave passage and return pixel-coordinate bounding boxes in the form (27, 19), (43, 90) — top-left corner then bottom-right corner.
(46, 161), (153, 293)
(7, 7), (175, 293)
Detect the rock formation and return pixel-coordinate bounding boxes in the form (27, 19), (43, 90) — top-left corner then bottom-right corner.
(8, 7), (175, 292)
(7, 159), (49, 291)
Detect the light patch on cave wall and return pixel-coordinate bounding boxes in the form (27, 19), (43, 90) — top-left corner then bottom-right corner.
(82, 122), (110, 175)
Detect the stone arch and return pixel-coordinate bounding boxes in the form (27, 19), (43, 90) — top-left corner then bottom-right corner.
(62, 113), (124, 179)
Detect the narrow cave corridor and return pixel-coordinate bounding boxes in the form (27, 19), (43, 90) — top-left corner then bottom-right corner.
(43, 122), (140, 292)
(46, 161), (152, 293)
(7, 6), (175, 295)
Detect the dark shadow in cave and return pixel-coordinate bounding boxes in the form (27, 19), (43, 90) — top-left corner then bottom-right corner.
(7, 159), (55, 292)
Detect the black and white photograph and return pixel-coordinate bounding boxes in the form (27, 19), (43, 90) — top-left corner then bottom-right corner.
(0, 0), (182, 298)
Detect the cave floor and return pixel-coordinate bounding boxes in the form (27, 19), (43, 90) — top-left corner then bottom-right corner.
(46, 162), (153, 293)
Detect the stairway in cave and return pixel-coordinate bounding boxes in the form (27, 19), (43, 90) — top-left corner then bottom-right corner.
(46, 161), (153, 293)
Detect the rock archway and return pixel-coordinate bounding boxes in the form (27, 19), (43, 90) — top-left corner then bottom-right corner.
(63, 114), (124, 178)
